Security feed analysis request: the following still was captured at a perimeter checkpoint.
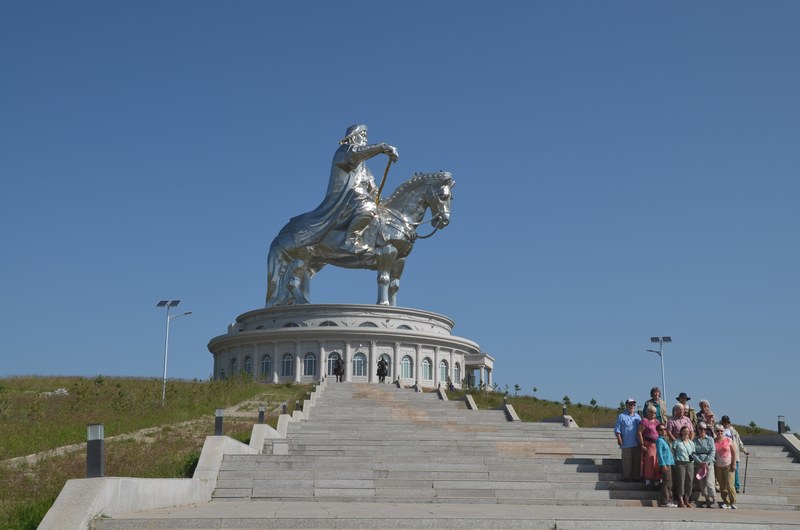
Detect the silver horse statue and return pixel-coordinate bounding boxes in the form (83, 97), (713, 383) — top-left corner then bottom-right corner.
(266, 171), (454, 307)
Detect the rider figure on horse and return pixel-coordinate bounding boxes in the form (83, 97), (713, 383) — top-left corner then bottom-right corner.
(287, 124), (399, 254)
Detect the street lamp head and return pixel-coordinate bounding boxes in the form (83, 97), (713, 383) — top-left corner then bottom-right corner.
(169, 311), (192, 321)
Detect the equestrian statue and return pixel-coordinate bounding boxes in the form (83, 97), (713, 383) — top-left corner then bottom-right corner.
(266, 124), (454, 307)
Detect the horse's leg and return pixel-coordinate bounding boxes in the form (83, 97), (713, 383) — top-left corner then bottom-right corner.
(374, 245), (397, 306)
(388, 257), (406, 307)
(266, 237), (294, 307)
(287, 259), (310, 304)
(301, 268), (312, 303)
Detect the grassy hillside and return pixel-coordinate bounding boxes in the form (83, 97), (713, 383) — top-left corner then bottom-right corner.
(448, 389), (621, 427)
(0, 376), (310, 530)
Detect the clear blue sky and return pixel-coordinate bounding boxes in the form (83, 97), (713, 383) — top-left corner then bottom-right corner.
(2, 2), (798, 431)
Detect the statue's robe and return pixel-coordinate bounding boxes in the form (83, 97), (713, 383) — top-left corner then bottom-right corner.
(283, 143), (380, 247)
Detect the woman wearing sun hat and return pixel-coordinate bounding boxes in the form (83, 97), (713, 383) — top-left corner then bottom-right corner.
(675, 392), (698, 427)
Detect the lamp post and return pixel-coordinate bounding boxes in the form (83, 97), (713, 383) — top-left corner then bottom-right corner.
(646, 336), (671, 402)
(156, 300), (192, 406)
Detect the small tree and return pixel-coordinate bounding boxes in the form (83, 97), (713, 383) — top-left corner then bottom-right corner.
(747, 420), (763, 435)
(562, 395), (571, 406)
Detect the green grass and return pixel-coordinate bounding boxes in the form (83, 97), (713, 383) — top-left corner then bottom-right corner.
(0, 376), (311, 530)
(448, 389), (620, 427)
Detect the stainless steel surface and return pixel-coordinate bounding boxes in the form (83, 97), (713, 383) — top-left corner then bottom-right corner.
(266, 125), (453, 307)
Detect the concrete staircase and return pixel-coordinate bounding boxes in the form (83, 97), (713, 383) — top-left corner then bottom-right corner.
(742, 443), (800, 508)
(212, 383), (800, 510)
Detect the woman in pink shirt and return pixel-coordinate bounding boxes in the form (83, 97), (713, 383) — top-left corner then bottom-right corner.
(714, 424), (738, 509)
(638, 406), (662, 489)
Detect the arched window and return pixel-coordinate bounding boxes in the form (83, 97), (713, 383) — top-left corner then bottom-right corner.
(352, 352), (367, 377)
(283, 322), (299, 328)
(327, 352), (341, 375)
(230, 357), (238, 375)
(261, 355), (272, 378)
(454, 362), (461, 385)
(439, 360), (448, 382)
(303, 353), (316, 376)
(397, 325), (412, 330)
(320, 320), (338, 327)
(244, 356), (253, 375)
(422, 358), (433, 380)
(281, 354), (293, 377)
(379, 354), (392, 378)
(401, 355), (413, 379)
(359, 321), (378, 327)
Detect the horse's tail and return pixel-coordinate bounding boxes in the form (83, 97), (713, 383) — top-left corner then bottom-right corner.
(265, 237), (287, 307)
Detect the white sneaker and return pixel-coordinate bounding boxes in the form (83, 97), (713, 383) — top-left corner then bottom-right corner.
(731, 504), (737, 509)
(667, 503), (678, 508)
(721, 504), (731, 509)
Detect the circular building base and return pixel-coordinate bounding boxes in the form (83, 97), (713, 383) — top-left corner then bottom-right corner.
(207, 304), (492, 389)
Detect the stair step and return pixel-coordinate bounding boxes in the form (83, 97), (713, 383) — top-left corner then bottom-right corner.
(206, 382), (800, 512)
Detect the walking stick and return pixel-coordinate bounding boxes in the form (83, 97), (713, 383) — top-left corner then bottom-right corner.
(742, 453), (749, 494)
(375, 159), (393, 206)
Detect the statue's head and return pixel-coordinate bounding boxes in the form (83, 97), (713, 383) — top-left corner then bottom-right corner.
(340, 124), (368, 145)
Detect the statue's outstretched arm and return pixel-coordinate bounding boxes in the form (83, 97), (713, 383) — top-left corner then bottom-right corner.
(350, 143), (399, 165)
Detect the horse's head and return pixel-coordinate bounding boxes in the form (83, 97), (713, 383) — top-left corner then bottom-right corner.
(425, 172), (455, 230)
(382, 171), (455, 233)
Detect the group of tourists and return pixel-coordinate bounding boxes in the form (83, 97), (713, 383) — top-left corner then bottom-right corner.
(614, 387), (749, 509)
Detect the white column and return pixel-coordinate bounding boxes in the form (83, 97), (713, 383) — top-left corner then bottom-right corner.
(318, 342), (325, 382)
(433, 347), (441, 388)
(368, 341), (376, 383)
(415, 345), (421, 386)
(345, 343), (352, 382)
(448, 351), (454, 387)
(487, 368), (493, 388)
(393, 342), (401, 382)
(294, 342), (302, 383)
(271, 347), (278, 383)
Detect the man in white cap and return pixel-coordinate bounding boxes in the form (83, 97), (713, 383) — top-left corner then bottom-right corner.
(288, 124), (399, 254)
(614, 398), (642, 481)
